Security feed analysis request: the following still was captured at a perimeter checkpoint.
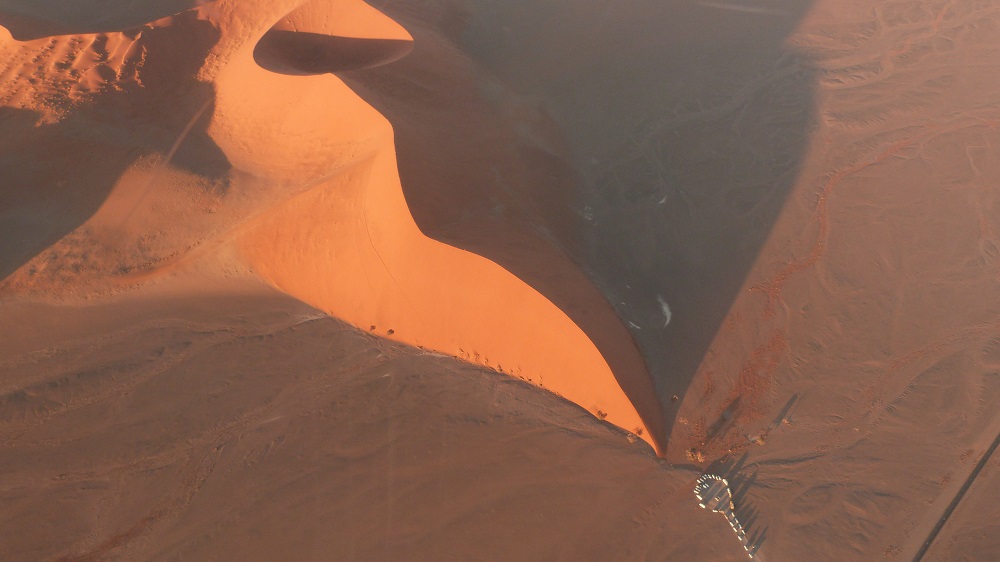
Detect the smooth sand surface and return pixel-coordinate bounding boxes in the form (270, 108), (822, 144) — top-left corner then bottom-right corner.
(4, 0), (1000, 560)
(0, 276), (720, 561)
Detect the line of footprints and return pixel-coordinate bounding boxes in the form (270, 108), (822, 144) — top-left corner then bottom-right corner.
(694, 474), (758, 560)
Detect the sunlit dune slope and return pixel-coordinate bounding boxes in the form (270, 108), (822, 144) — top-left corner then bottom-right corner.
(238, 149), (654, 449)
(0, 0), (665, 453)
(206, 0), (663, 452)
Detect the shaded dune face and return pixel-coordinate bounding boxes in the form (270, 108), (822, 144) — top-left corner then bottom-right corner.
(0, 0), (667, 453)
(254, 32), (413, 74)
(0, 6), (229, 283)
(254, 0), (413, 74)
(448, 0), (820, 460)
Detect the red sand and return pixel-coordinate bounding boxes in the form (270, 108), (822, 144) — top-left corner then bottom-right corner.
(3, 0), (1000, 560)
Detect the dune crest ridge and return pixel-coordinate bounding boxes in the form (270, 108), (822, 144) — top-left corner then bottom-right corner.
(0, 0), (665, 453)
(207, 0), (665, 453)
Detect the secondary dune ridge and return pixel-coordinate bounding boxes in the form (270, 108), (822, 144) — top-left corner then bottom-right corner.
(0, 0), (666, 452)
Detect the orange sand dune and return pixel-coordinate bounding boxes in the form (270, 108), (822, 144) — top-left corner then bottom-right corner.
(0, 0), (204, 40)
(238, 149), (656, 448)
(206, 0), (665, 452)
(7, 0), (1000, 559)
(0, 0), (665, 452)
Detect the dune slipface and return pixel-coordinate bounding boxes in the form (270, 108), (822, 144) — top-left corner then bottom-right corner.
(0, 0), (666, 453)
(206, 0), (665, 453)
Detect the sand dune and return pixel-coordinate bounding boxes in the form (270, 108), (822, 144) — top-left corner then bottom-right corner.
(0, 0), (665, 453)
(0, 0), (205, 40)
(210, 0), (665, 451)
(5, 0), (1000, 559)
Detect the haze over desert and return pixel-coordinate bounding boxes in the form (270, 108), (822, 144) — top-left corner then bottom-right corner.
(2, 0), (1000, 560)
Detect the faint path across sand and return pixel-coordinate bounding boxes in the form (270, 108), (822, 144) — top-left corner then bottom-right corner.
(898, 411), (1000, 561)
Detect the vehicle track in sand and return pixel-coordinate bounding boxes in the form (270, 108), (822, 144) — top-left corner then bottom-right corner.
(899, 411), (1000, 561)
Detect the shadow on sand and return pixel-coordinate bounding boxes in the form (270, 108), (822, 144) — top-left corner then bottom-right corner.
(708, 452), (768, 557)
(358, 0), (819, 456)
(0, 11), (229, 283)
